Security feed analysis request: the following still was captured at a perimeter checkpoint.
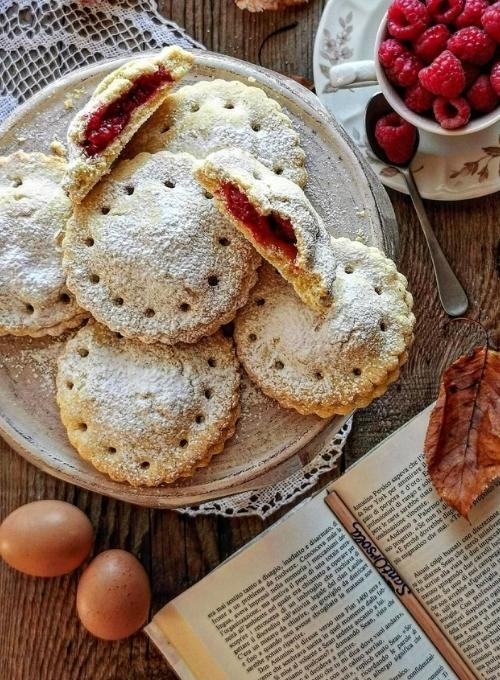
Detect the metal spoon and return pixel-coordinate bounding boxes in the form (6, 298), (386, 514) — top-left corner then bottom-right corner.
(365, 92), (469, 317)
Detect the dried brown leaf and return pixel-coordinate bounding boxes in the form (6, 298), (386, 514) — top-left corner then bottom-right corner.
(424, 346), (500, 517)
(236, 0), (307, 11)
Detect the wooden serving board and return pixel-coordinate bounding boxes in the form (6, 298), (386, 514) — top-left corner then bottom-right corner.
(0, 50), (398, 508)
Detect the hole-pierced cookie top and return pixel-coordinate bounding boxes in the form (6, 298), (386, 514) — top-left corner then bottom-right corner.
(56, 322), (240, 486)
(126, 79), (307, 187)
(0, 152), (86, 337)
(234, 238), (415, 418)
(195, 148), (337, 313)
(62, 151), (261, 344)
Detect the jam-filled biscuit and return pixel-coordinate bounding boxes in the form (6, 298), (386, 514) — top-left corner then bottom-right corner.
(195, 148), (336, 313)
(62, 151), (261, 344)
(234, 240), (415, 418)
(57, 322), (240, 486)
(64, 47), (194, 203)
(127, 79), (307, 187)
(0, 152), (86, 337)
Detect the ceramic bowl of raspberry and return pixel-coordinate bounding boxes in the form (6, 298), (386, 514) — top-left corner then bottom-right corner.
(375, 0), (500, 135)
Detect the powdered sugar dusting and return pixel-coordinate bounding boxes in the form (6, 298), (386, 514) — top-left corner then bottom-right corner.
(64, 46), (194, 202)
(0, 332), (77, 436)
(1, 335), (66, 395)
(235, 238), (415, 418)
(127, 79), (307, 187)
(0, 152), (84, 335)
(63, 151), (261, 345)
(56, 322), (241, 486)
(196, 148), (337, 312)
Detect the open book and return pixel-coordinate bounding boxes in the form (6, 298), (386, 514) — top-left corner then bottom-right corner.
(146, 407), (500, 680)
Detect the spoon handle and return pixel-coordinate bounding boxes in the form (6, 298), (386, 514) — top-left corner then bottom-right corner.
(402, 168), (469, 317)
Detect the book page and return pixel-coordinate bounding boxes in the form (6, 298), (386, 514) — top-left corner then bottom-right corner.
(332, 407), (500, 680)
(147, 491), (455, 680)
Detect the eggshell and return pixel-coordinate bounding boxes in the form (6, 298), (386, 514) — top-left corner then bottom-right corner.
(76, 549), (151, 640)
(0, 500), (94, 577)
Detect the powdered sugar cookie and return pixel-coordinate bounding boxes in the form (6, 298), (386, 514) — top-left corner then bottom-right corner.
(57, 322), (240, 486)
(234, 239), (415, 418)
(63, 151), (261, 344)
(65, 47), (194, 203)
(0, 152), (86, 337)
(195, 148), (335, 312)
(127, 79), (306, 187)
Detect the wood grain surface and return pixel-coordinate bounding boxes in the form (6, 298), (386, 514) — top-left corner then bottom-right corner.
(0, 2), (499, 678)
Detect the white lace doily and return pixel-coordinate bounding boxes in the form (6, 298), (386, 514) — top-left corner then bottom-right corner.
(0, 0), (204, 120)
(178, 419), (352, 519)
(0, 0), (352, 517)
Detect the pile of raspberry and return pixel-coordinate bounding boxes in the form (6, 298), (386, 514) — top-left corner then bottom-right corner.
(379, 0), (500, 129)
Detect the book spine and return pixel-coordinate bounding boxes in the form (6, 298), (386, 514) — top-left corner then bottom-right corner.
(325, 491), (477, 680)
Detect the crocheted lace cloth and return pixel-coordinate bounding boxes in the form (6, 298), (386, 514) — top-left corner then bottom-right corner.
(0, 0), (203, 119)
(0, 0), (351, 518)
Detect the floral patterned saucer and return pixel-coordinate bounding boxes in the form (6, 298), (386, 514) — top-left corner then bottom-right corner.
(313, 0), (500, 201)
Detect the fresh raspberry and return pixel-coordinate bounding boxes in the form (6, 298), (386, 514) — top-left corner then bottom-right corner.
(404, 82), (436, 111)
(467, 74), (499, 112)
(426, 0), (464, 24)
(419, 50), (466, 97)
(378, 39), (423, 86)
(433, 96), (471, 128)
(378, 38), (407, 67)
(462, 62), (481, 89)
(481, 2), (500, 43)
(491, 62), (500, 96)
(374, 113), (417, 164)
(387, 0), (430, 40)
(448, 27), (496, 65)
(414, 24), (451, 63)
(455, 0), (489, 29)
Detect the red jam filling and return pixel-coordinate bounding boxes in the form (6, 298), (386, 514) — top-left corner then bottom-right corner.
(82, 65), (173, 156)
(220, 183), (297, 261)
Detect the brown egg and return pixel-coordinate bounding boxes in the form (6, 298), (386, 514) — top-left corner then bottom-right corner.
(76, 549), (151, 640)
(0, 500), (94, 577)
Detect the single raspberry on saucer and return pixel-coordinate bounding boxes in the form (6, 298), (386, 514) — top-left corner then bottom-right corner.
(455, 0), (489, 29)
(404, 82), (435, 112)
(433, 96), (471, 128)
(448, 27), (496, 65)
(375, 112), (417, 164)
(378, 39), (423, 86)
(414, 24), (451, 63)
(419, 50), (465, 97)
(467, 74), (499, 112)
(387, 0), (430, 40)
(490, 62), (500, 96)
(481, 2), (500, 43)
(426, 0), (464, 24)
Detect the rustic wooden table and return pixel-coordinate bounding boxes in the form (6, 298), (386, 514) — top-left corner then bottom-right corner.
(0, 1), (498, 678)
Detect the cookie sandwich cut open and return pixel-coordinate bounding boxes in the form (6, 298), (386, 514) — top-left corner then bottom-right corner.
(195, 148), (336, 313)
(65, 47), (194, 203)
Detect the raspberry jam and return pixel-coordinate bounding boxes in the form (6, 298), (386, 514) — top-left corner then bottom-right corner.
(220, 183), (297, 261)
(81, 66), (172, 156)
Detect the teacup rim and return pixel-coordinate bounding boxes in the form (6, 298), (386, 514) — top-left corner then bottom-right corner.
(374, 12), (500, 137)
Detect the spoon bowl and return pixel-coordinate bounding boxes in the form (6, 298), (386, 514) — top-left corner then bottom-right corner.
(365, 93), (469, 318)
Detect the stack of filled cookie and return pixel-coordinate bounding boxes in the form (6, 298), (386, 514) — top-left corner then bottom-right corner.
(0, 47), (415, 487)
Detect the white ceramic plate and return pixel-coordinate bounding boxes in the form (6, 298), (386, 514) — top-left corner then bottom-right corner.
(313, 0), (500, 201)
(0, 50), (397, 508)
